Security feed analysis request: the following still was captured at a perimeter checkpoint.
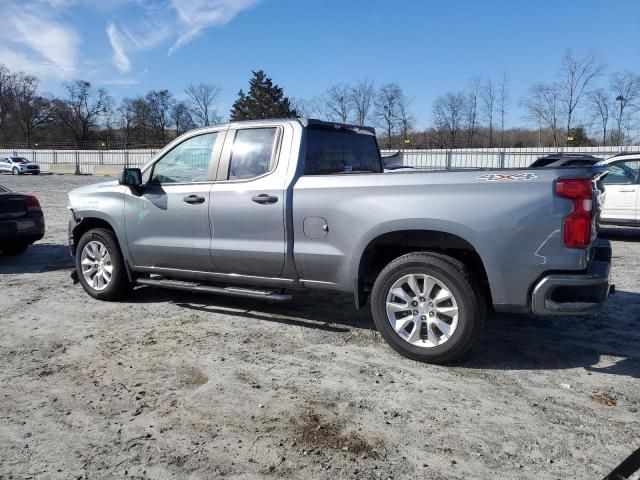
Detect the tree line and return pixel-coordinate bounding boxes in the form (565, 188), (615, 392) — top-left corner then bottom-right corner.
(0, 50), (639, 150)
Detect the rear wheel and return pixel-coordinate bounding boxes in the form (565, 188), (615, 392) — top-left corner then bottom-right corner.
(0, 242), (29, 255)
(75, 228), (132, 301)
(370, 252), (483, 364)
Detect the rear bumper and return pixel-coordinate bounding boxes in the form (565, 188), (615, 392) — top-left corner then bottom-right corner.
(0, 213), (45, 243)
(531, 240), (612, 315)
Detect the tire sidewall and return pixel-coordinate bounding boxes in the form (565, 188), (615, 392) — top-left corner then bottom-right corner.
(12, 168), (19, 175)
(372, 258), (478, 362)
(75, 229), (126, 300)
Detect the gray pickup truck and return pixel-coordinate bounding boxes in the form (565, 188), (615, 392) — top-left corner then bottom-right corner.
(67, 118), (612, 363)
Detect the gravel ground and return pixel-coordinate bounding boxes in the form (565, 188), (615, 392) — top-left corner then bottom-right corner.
(1, 174), (639, 480)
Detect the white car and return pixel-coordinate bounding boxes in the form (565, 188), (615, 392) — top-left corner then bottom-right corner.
(598, 153), (640, 226)
(0, 156), (40, 175)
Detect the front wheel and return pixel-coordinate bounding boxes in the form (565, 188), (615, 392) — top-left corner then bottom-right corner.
(370, 252), (483, 364)
(12, 167), (20, 175)
(75, 228), (132, 301)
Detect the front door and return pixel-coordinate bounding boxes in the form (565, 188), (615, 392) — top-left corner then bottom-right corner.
(601, 160), (640, 222)
(210, 126), (286, 277)
(123, 131), (224, 271)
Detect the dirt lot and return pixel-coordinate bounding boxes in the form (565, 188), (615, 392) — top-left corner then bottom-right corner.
(1, 174), (639, 480)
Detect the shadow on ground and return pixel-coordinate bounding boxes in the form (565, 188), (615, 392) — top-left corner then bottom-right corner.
(127, 284), (640, 378)
(129, 286), (374, 334)
(0, 243), (73, 274)
(457, 290), (640, 378)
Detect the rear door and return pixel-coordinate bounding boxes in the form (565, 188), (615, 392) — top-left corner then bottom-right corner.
(123, 130), (225, 271)
(600, 160), (640, 222)
(209, 125), (287, 276)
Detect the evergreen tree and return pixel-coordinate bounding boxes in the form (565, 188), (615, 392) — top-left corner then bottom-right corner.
(230, 70), (297, 121)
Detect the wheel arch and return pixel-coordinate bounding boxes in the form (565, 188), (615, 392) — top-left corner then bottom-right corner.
(355, 228), (492, 309)
(71, 215), (134, 282)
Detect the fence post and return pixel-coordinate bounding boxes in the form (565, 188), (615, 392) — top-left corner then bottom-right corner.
(74, 149), (80, 175)
(125, 149), (129, 168)
(99, 149), (104, 165)
(54, 150), (57, 164)
(446, 150), (452, 169)
(500, 150), (506, 168)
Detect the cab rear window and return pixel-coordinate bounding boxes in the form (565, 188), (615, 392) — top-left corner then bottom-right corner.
(304, 129), (382, 175)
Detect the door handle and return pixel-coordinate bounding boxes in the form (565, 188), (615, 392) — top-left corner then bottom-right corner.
(251, 194), (278, 205)
(619, 188), (636, 192)
(183, 195), (205, 204)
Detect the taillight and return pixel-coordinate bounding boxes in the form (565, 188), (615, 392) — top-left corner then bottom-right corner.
(25, 195), (41, 213)
(555, 179), (592, 249)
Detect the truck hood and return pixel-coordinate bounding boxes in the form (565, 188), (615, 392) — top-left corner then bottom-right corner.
(67, 180), (123, 208)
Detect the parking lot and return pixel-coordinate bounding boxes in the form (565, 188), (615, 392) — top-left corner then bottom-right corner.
(1, 174), (639, 479)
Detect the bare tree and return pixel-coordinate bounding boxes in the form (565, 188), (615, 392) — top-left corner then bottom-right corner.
(55, 80), (112, 145)
(559, 49), (605, 140)
(185, 83), (221, 127)
(609, 71), (640, 145)
(324, 84), (352, 123)
(480, 78), (496, 147)
(117, 97), (136, 146)
(171, 100), (195, 136)
(145, 90), (173, 142)
(350, 78), (375, 125)
(498, 72), (510, 148)
(374, 83), (403, 148)
(0, 64), (12, 133)
(5, 72), (50, 145)
(289, 97), (311, 118)
(432, 92), (467, 148)
(396, 92), (414, 147)
(588, 89), (612, 146)
(522, 82), (562, 147)
(466, 75), (481, 147)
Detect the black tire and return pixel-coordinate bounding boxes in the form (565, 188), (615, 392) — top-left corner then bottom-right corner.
(370, 252), (483, 364)
(32, 171), (40, 175)
(12, 167), (19, 175)
(75, 228), (132, 301)
(0, 242), (29, 255)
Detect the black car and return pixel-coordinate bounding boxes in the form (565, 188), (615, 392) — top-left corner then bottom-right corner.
(529, 154), (603, 168)
(0, 184), (45, 255)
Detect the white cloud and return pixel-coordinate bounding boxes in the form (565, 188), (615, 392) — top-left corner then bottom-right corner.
(106, 17), (170, 72)
(106, 23), (131, 72)
(168, 0), (260, 54)
(0, 5), (79, 78)
(0, 0), (261, 81)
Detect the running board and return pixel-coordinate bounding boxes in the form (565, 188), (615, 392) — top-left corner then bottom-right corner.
(136, 277), (293, 301)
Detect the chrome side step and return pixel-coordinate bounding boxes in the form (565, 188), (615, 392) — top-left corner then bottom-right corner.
(136, 277), (293, 301)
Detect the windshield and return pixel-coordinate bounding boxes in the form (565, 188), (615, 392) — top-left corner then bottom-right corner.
(10, 157), (29, 164)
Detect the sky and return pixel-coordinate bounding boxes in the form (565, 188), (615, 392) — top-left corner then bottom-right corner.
(0, 0), (639, 129)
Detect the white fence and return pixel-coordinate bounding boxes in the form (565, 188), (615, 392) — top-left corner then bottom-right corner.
(1, 145), (639, 174)
(380, 146), (640, 170)
(0, 148), (160, 174)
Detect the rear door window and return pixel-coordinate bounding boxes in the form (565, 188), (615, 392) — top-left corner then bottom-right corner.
(227, 128), (278, 180)
(304, 129), (382, 175)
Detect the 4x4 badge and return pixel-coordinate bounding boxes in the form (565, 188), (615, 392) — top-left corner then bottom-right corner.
(477, 173), (537, 181)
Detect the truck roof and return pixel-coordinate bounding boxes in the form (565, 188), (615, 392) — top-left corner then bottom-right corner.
(208, 118), (376, 136)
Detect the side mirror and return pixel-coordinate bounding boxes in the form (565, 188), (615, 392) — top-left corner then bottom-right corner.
(119, 168), (142, 188)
